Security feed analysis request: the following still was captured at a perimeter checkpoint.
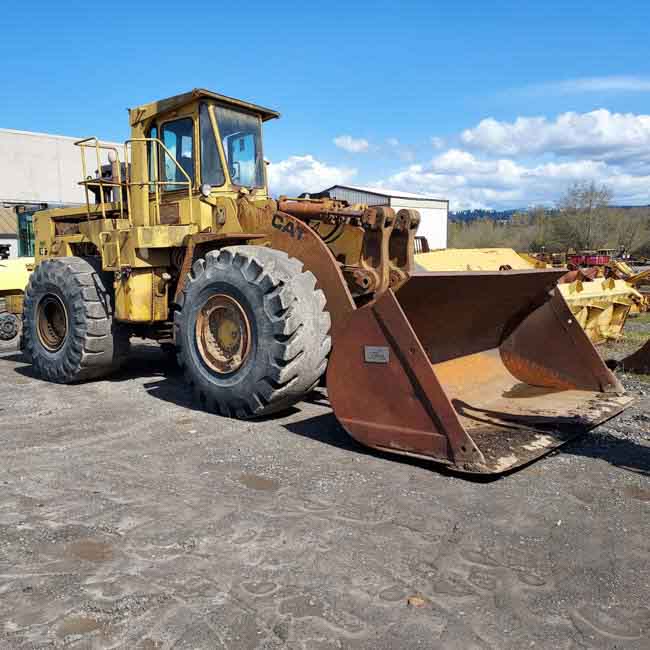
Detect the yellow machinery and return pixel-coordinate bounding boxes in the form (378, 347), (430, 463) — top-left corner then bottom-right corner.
(558, 276), (643, 343)
(23, 89), (632, 474)
(417, 248), (643, 344)
(0, 204), (39, 349)
(0, 256), (34, 349)
(606, 260), (650, 315)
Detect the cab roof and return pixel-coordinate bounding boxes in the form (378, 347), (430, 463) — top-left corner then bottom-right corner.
(129, 88), (280, 126)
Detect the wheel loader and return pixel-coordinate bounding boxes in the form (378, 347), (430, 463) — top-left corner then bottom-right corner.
(24, 88), (632, 473)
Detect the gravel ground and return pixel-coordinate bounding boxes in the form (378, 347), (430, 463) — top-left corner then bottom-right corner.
(0, 328), (648, 649)
(600, 312), (650, 446)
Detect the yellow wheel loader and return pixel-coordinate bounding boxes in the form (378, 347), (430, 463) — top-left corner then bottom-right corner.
(24, 89), (631, 473)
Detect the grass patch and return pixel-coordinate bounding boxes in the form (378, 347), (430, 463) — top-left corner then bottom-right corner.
(631, 312), (650, 326)
(623, 330), (650, 344)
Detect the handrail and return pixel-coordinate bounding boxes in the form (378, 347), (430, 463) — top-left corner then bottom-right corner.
(74, 137), (124, 221)
(75, 136), (194, 230)
(124, 137), (193, 226)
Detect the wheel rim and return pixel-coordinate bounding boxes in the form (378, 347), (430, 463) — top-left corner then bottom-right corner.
(196, 294), (251, 374)
(0, 313), (19, 341)
(37, 294), (68, 352)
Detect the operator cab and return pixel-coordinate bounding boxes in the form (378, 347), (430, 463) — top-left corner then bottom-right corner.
(129, 88), (279, 198)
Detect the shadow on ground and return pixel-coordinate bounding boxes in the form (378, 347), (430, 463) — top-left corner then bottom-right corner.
(563, 433), (650, 476)
(4, 345), (648, 478)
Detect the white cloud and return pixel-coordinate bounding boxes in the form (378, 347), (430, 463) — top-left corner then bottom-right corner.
(333, 135), (370, 153)
(384, 136), (418, 162)
(266, 155), (356, 197)
(273, 106), (650, 210)
(523, 76), (650, 96)
(379, 148), (650, 210)
(461, 109), (650, 161)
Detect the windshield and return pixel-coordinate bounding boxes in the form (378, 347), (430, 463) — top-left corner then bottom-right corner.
(214, 105), (265, 188)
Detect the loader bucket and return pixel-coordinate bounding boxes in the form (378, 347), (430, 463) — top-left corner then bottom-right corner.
(619, 339), (650, 373)
(327, 270), (632, 474)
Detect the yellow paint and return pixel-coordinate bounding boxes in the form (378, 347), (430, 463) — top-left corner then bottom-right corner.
(114, 268), (168, 322)
(558, 280), (643, 343)
(0, 257), (35, 308)
(416, 247), (534, 271)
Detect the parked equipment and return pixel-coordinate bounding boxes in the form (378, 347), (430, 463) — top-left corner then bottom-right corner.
(556, 272), (644, 344)
(24, 89), (631, 473)
(0, 205), (38, 349)
(604, 260), (650, 315)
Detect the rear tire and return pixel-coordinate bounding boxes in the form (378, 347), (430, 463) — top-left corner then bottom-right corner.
(23, 256), (127, 382)
(174, 246), (331, 418)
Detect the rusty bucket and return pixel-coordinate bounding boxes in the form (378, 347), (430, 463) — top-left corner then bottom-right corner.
(619, 338), (650, 373)
(327, 269), (632, 473)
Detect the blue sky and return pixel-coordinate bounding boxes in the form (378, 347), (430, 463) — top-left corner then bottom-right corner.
(2, 1), (650, 209)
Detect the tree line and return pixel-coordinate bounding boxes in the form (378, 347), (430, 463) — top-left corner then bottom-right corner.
(447, 182), (650, 255)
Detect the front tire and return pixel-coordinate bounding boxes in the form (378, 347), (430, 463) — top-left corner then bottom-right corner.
(174, 246), (331, 418)
(23, 256), (127, 382)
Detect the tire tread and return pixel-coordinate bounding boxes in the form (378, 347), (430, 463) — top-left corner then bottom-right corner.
(175, 245), (331, 418)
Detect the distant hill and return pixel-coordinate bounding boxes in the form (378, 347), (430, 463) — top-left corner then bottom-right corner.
(450, 209), (520, 222)
(450, 205), (650, 222)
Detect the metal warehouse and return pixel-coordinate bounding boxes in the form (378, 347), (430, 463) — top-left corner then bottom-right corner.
(310, 184), (448, 249)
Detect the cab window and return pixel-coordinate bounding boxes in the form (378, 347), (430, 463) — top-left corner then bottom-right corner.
(160, 118), (194, 190)
(214, 105), (264, 188)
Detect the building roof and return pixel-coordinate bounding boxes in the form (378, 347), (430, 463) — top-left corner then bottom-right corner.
(0, 127), (91, 142)
(323, 184), (447, 202)
(0, 207), (17, 236)
(129, 88), (281, 126)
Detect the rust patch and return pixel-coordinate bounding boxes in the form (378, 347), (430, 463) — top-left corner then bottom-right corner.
(623, 485), (650, 502)
(407, 595), (429, 608)
(67, 539), (113, 561)
(57, 616), (102, 638)
(159, 202), (180, 225)
(142, 640), (164, 650)
(239, 474), (280, 492)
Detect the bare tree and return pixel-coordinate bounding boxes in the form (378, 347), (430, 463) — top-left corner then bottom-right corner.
(557, 181), (613, 249)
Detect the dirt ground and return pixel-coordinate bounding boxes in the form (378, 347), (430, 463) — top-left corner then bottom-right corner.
(0, 323), (648, 649)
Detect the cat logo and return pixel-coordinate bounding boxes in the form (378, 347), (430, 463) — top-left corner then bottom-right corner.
(272, 214), (306, 241)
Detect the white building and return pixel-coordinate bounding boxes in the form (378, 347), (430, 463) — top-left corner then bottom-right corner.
(0, 128), (124, 258)
(312, 184), (448, 249)
(0, 128), (122, 207)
